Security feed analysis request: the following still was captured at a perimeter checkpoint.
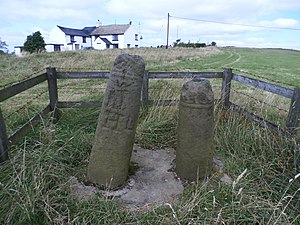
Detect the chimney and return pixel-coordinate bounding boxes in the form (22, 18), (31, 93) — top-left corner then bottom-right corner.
(96, 19), (102, 28)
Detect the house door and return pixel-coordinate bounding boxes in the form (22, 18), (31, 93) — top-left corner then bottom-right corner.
(54, 45), (61, 52)
(75, 44), (80, 50)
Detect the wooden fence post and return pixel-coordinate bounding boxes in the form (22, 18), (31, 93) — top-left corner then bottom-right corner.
(286, 88), (300, 134)
(0, 108), (9, 163)
(221, 68), (233, 107)
(46, 67), (59, 123)
(141, 70), (149, 106)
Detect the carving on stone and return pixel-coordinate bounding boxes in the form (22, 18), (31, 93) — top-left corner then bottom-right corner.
(87, 54), (145, 189)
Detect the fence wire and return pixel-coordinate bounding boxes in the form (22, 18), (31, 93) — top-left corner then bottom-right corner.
(57, 67), (110, 72)
(232, 68), (297, 88)
(58, 85), (106, 90)
(231, 89), (289, 113)
(4, 88), (49, 120)
(0, 68), (46, 89)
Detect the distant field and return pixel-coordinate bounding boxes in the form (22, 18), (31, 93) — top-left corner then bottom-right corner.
(173, 47), (300, 87)
(0, 47), (299, 87)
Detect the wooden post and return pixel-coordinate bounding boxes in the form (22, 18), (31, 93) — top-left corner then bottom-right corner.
(221, 68), (233, 107)
(286, 88), (300, 134)
(46, 67), (59, 123)
(0, 108), (9, 163)
(141, 70), (149, 106)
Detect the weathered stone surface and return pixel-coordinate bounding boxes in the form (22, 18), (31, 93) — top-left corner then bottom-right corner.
(87, 54), (145, 189)
(175, 79), (215, 181)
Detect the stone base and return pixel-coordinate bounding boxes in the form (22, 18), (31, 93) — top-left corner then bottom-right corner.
(70, 146), (232, 210)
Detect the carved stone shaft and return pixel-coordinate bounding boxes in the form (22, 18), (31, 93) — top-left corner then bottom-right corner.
(176, 79), (215, 181)
(87, 54), (145, 189)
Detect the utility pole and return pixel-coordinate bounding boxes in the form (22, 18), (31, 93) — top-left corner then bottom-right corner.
(166, 13), (170, 49)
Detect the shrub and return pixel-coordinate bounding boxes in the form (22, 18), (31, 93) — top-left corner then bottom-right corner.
(23, 31), (46, 53)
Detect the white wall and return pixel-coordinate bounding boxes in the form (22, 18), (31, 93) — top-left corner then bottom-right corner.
(92, 34), (125, 50)
(14, 47), (22, 56)
(91, 25), (139, 49)
(48, 26), (92, 51)
(45, 45), (54, 52)
(117, 35), (125, 48)
(124, 25), (139, 48)
(48, 26), (67, 51)
(93, 36), (106, 50)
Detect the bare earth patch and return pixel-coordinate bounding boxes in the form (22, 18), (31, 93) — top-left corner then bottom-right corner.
(69, 145), (232, 211)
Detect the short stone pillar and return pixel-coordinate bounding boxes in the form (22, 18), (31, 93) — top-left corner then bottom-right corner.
(87, 54), (145, 189)
(175, 79), (215, 181)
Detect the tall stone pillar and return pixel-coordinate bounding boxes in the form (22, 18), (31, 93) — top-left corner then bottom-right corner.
(87, 54), (145, 189)
(175, 79), (215, 181)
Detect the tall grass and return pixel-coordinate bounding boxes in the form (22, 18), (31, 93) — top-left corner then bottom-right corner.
(1, 76), (299, 224)
(0, 47), (299, 224)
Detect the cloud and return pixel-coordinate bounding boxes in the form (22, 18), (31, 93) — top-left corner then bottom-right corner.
(104, 0), (300, 49)
(104, 0), (300, 20)
(257, 18), (300, 30)
(0, 0), (106, 23)
(272, 18), (299, 27)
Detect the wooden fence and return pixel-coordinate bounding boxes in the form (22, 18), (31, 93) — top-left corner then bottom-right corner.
(0, 67), (299, 163)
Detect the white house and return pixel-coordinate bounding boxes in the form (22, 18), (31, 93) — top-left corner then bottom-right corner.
(47, 22), (139, 52)
(90, 23), (139, 50)
(14, 46), (24, 56)
(14, 22), (140, 56)
(47, 25), (93, 51)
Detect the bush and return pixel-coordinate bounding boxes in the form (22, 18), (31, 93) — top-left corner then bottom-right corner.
(175, 42), (206, 48)
(23, 31), (46, 53)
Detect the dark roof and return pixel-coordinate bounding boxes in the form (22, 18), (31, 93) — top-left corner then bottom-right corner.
(100, 38), (112, 45)
(46, 43), (64, 46)
(91, 24), (131, 35)
(57, 24), (131, 37)
(82, 26), (96, 35)
(58, 26), (90, 37)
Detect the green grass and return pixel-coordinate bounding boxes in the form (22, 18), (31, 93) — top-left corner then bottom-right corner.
(0, 47), (299, 224)
(173, 48), (300, 87)
(1, 105), (298, 224)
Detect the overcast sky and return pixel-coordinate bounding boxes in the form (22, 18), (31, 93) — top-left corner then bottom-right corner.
(1, 0), (300, 52)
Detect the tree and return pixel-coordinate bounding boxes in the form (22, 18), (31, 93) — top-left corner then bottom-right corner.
(0, 37), (8, 54)
(23, 31), (46, 53)
(211, 41), (217, 46)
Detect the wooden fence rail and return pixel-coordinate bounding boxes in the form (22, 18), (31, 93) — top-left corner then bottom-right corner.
(0, 67), (299, 163)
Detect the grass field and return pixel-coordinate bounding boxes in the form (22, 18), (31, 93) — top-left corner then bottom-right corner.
(0, 47), (299, 224)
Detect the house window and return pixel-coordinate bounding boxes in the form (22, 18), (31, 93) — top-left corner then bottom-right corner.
(135, 45), (138, 48)
(112, 35), (118, 41)
(83, 37), (86, 43)
(113, 44), (119, 48)
(135, 34), (138, 41)
(70, 35), (75, 42)
(127, 44), (131, 48)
